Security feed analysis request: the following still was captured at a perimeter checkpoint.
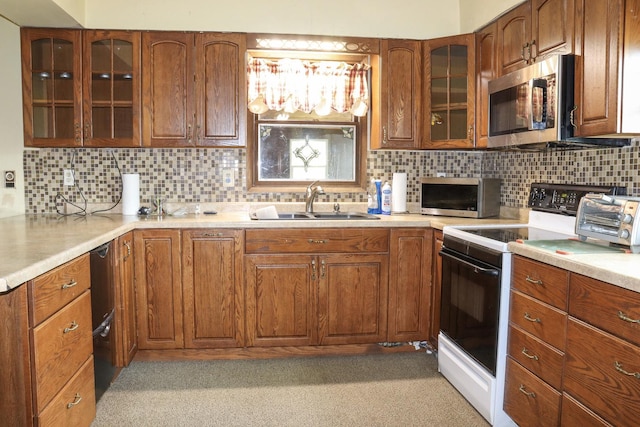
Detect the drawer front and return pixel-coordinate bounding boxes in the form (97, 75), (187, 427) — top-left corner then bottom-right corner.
(30, 253), (91, 325)
(37, 356), (96, 427)
(32, 291), (93, 412)
(510, 290), (567, 350)
(565, 318), (640, 427)
(512, 256), (568, 310)
(245, 228), (389, 253)
(569, 273), (640, 347)
(504, 357), (561, 427)
(508, 324), (564, 390)
(561, 393), (613, 427)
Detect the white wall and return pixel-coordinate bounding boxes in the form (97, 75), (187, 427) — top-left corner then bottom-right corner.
(459, 0), (523, 32)
(84, 0), (461, 39)
(0, 17), (26, 218)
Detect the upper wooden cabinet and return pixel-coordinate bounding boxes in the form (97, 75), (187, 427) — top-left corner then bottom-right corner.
(422, 34), (476, 149)
(82, 30), (141, 148)
(475, 22), (498, 149)
(21, 28), (83, 147)
(573, 0), (640, 137)
(141, 32), (246, 147)
(21, 28), (143, 148)
(375, 39), (422, 149)
(497, 0), (574, 76)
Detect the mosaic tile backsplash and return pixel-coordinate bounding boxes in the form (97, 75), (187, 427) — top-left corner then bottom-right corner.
(23, 141), (640, 214)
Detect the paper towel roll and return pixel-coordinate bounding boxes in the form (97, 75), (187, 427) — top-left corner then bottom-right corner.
(122, 173), (140, 215)
(391, 172), (407, 213)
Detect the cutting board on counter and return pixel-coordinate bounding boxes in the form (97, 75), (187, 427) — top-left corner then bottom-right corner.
(518, 239), (629, 255)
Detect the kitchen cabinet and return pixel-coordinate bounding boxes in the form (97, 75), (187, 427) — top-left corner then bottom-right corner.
(141, 32), (246, 147)
(133, 229), (184, 349)
(182, 229), (244, 348)
(28, 254), (95, 427)
(564, 273), (640, 426)
(82, 30), (141, 148)
(114, 232), (137, 366)
(504, 256), (568, 427)
(428, 230), (443, 349)
(21, 28), (142, 148)
(475, 22), (498, 149)
(388, 228), (432, 342)
(422, 34), (475, 149)
(21, 28), (83, 147)
(245, 228), (389, 346)
(573, 0), (640, 137)
(375, 39), (422, 149)
(496, 0), (574, 76)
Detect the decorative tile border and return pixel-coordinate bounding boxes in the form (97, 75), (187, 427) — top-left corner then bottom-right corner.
(23, 141), (640, 214)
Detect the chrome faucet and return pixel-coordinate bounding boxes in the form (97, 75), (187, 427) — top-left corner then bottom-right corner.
(304, 180), (325, 213)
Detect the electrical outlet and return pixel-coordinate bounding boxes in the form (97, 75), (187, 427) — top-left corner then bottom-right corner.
(222, 169), (234, 188)
(63, 169), (75, 186)
(437, 172), (446, 177)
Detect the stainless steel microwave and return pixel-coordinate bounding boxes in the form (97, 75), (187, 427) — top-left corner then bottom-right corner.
(420, 177), (501, 218)
(488, 55), (574, 149)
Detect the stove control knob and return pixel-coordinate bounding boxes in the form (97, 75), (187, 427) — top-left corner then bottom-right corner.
(620, 229), (631, 240)
(622, 214), (633, 224)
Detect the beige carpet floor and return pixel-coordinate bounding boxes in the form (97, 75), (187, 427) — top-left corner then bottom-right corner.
(92, 351), (489, 427)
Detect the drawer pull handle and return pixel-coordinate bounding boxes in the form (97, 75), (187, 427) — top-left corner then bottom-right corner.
(311, 259), (317, 280)
(63, 321), (79, 334)
(614, 361), (640, 379)
(521, 347), (539, 361)
(67, 393), (82, 409)
(524, 312), (541, 323)
(525, 276), (543, 285)
(321, 259), (326, 278)
(518, 384), (536, 398)
(61, 280), (78, 289)
(123, 241), (131, 260)
(203, 232), (224, 237)
(308, 239), (327, 244)
(618, 311), (640, 324)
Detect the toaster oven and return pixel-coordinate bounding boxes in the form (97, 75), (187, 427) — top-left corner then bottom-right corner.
(576, 194), (640, 253)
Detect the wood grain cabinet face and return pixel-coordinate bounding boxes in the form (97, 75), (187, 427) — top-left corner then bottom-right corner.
(388, 228), (432, 342)
(497, 0), (574, 76)
(21, 28), (83, 147)
(133, 229), (184, 349)
(376, 39), (422, 149)
(245, 228), (392, 347)
(429, 230), (443, 349)
(141, 32), (246, 147)
(82, 30), (141, 147)
(114, 232), (137, 366)
(182, 229), (244, 348)
(422, 34), (476, 149)
(475, 22), (498, 149)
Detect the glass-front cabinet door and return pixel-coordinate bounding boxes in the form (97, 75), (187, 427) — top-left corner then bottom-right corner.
(21, 28), (82, 147)
(422, 34), (476, 149)
(83, 30), (141, 147)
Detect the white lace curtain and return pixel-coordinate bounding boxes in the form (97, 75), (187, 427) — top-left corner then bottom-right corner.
(247, 57), (370, 116)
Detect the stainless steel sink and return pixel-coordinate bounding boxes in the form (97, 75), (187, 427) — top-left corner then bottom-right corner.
(250, 211), (379, 220)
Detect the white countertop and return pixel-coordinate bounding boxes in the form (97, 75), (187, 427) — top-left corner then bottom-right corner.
(2, 211), (637, 295)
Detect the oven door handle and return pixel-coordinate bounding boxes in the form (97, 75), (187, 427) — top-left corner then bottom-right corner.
(439, 248), (500, 277)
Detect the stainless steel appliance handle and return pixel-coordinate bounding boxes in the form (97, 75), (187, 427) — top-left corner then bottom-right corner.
(439, 248), (500, 276)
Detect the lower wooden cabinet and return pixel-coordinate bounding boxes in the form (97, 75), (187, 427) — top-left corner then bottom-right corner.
(388, 228), (432, 342)
(429, 230), (443, 349)
(114, 232), (137, 366)
(182, 229), (244, 348)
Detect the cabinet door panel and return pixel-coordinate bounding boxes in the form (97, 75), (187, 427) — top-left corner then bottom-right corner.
(245, 255), (316, 347)
(497, 1), (531, 75)
(532, 0), (574, 59)
(388, 228), (432, 341)
(318, 253), (388, 344)
(376, 39), (421, 149)
(133, 230), (183, 349)
(114, 232), (137, 366)
(195, 33), (246, 147)
(183, 229), (244, 348)
(142, 32), (195, 146)
(573, 0), (622, 136)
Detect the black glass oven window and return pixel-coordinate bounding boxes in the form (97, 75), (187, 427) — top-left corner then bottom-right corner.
(440, 250), (501, 375)
(422, 184), (479, 211)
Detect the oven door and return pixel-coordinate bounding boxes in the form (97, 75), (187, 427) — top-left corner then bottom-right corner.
(439, 246), (501, 375)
